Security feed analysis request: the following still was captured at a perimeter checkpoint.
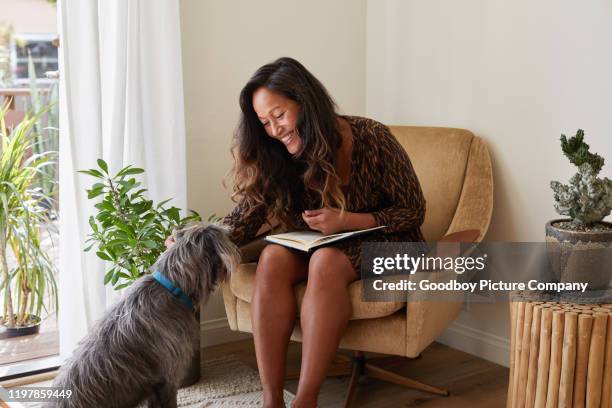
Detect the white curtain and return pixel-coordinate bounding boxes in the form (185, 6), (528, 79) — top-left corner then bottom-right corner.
(58, 0), (187, 358)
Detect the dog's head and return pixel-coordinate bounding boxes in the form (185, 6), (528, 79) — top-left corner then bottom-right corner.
(154, 222), (239, 305)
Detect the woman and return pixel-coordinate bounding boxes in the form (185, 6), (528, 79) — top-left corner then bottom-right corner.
(225, 57), (425, 408)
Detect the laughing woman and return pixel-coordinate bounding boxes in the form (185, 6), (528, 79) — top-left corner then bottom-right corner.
(223, 57), (426, 408)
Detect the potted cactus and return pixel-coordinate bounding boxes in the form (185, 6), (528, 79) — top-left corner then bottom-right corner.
(547, 129), (612, 289)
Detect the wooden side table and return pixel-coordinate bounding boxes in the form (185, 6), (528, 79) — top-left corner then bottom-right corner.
(507, 295), (612, 408)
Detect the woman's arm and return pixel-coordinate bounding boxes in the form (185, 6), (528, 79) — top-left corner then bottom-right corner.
(370, 123), (426, 233)
(301, 123), (425, 236)
(344, 211), (377, 230)
(222, 199), (268, 246)
(302, 208), (376, 235)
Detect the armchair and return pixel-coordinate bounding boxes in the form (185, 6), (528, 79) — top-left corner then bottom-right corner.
(222, 125), (493, 405)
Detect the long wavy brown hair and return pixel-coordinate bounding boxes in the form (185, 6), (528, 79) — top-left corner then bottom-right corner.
(229, 57), (346, 229)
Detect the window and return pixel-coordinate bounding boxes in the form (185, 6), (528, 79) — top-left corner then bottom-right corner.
(11, 33), (59, 84)
(0, 0), (60, 381)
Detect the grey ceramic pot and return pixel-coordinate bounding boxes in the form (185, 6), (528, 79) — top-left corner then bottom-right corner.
(0, 314), (41, 339)
(545, 219), (612, 291)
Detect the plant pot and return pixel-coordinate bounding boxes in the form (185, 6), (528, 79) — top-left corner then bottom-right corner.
(545, 219), (612, 291)
(0, 314), (42, 338)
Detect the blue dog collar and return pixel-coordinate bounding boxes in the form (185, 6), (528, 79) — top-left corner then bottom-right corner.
(152, 270), (194, 311)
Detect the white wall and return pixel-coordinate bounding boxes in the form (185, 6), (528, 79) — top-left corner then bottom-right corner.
(180, 0), (367, 342)
(0, 0), (57, 34)
(367, 0), (612, 366)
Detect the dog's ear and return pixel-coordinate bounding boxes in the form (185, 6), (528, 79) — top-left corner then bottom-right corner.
(202, 225), (238, 282)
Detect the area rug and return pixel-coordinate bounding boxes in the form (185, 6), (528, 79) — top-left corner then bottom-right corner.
(168, 355), (294, 407)
(5, 355), (294, 408)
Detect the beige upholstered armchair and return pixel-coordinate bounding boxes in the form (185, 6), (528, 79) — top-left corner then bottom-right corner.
(222, 125), (493, 404)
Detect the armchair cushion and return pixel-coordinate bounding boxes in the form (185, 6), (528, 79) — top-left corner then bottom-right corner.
(229, 262), (405, 320)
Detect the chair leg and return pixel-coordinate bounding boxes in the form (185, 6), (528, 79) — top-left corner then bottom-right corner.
(343, 360), (361, 408)
(343, 352), (366, 408)
(365, 362), (450, 396)
(316, 350), (450, 403)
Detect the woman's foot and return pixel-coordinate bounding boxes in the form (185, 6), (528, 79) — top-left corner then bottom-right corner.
(291, 395), (318, 408)
(263, 402), (285, 408)
(263, 390), (286, 408)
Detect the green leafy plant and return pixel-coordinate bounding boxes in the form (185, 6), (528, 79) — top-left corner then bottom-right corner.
(81, 161), (203, 290)
(0, 102), (58, 328)
(550, 129), (612, 226)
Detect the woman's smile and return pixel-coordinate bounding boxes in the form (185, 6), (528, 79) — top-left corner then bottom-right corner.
(252, 86), (303, 154)
(281, 131), (295, 145)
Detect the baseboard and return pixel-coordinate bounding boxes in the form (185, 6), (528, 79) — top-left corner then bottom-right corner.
(436, 321), (511, 368)
(200, 317), (251, 347)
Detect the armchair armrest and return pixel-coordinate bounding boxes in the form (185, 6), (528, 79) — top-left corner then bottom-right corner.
(235, 217), (283, 263)
(405, 137), (493, 356)
(238, 236), (269, 263)
(222, 236), (267, 332)
(223, 221), (281, 331)
(445, 136), (493, 242)
(404, 269), (464, 356)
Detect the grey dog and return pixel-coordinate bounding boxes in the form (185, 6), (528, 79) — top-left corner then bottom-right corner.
(50, 223), (239, 408)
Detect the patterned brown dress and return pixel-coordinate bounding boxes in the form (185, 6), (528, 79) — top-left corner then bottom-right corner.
(222, 116), (426, 272)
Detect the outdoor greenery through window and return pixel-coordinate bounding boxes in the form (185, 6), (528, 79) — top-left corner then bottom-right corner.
(0, 0), (59, 375)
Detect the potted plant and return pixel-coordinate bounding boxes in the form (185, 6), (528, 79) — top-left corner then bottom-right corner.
(0, 102), (58, 337)
(81, 160), (204, 385)
(547, 129), (612, 290)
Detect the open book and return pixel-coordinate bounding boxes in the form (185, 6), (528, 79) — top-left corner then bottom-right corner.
(265, 226), (386, 252)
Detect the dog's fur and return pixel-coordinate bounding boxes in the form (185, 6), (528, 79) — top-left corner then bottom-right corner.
(50, 223), (239, 408)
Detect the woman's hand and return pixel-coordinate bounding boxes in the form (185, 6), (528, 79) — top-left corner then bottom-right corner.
(164, 235), (175, 248)
(302, 207), (347, 235)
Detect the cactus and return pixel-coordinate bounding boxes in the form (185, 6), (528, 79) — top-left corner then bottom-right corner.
(560, 129), (604, 173)
(551, 129), (612, 226)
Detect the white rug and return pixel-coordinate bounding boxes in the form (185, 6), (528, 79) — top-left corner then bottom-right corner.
(176, 355), (295, 407)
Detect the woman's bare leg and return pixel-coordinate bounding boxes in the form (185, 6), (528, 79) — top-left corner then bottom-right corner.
(292, 247), (358, 408)
(253, 244), (309, 408)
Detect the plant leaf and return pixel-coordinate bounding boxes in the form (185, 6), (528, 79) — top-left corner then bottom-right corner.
(118, 167), (145, 177)
(96, 251), (112, 261)
(78, 169), (104, 178)
(97, 159), (109, 174)
(103, 269), (114, 285)
(114, 282), (131, 291)
(142, 240), (158, 249)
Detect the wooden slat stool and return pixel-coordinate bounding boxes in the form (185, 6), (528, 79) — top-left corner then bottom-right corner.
(507, 294), (612, 408)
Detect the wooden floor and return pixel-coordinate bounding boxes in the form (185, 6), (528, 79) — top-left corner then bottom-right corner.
(2, 338), (509, 407)
(0, 315), (59, 366)
(205, 339), (509, 407)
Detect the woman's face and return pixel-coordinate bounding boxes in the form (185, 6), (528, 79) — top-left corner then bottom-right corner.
(252, 87), (302, 155)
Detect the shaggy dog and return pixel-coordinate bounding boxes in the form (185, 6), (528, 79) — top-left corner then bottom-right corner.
(49, 223), (239, 408)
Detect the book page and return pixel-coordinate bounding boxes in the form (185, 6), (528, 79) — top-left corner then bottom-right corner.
(267, 226), (386, 248)
(267, 230), (326, 245)
(311, 231), (354, 245)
